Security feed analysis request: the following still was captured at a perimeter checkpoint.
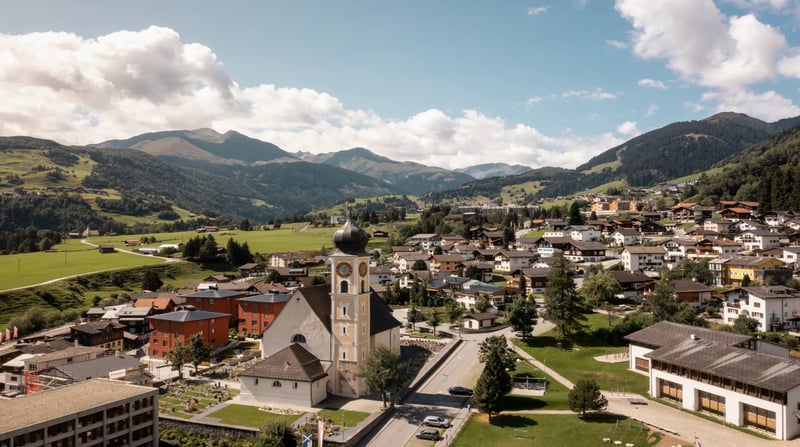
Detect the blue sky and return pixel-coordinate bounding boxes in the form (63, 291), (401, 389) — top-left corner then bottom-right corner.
(1, 0), (799, 169)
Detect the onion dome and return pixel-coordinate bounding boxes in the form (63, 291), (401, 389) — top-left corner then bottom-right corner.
(332, 216), (369, 255)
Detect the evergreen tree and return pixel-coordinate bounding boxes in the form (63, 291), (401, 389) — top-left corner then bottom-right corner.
(568, 201), (585, 225)
(568, 378), (607, 417)
(258, 421), (297, 447)
(542, 253), (586, 339)
(141, 268), (163, 292)
(473, 336), (514, 421)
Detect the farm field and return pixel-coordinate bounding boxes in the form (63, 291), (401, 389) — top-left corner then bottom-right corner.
(0, 239), (164, 291)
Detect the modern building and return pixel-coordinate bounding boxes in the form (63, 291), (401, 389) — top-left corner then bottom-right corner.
(626, 321), (800, 440)
(0, 378), (158, 446)
(236, 292), (291, 335)
(147, 307), (230, 359)
(621, 246), (666, 272)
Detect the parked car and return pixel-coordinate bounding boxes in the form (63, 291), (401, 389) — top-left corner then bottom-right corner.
(423, 415), (451, 428)
(448, 386), (473, 396)
(416, 429), (441, 440)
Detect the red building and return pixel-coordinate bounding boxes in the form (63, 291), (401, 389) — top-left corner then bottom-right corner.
(147, 307), (230, 359)
(179, 289), (248, 326)
(237, 293), (291, 335)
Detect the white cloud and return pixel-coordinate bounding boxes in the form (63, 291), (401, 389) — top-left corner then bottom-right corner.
(0, 26), (620, 171)
(527, 6), (548, 15)
(722, 0), (789, 10)
(645, 104), (659, 116)
(525, 97), (543, 109)
(606, 39), (628, 49)
(561, 88), (618, 101)
(638, 78), (667, 90)
(701, 89), (800, 121)
(616, 121), (640, 136)
(615, 0), (799, 121)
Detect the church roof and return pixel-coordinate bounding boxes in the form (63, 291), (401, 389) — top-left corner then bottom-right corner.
(296, 284), (333, 334)
(241, 343), (327, 382)
(332, 217), (370, 255)
(370, 292), (402, 335)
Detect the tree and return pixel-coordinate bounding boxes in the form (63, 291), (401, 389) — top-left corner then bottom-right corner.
(141, 268), (163, 292)
(506, 296), (538, 338)
(358, 345), (402, 408)
(568, 378), (607, 417)
(542, 253), (586, 339)
(187, 333), (213, 376)
(464, 264), (483, 280)
(580, 269), (621, 309)
(473, 336), (514, 421)
(568, 201), (585, 225)
(444, 299), (463, 325)
(166, 341), (190, 380)
(474, 296), (491, 313)
(649, 276), (679, 322)
(406, 305), (422, 331)
(411, 259), (428, 271)
(426, 310), (441, 336)
(258, 421), (297, 447)
(742, 274), (752, 287)
(732, 314), (760, 334)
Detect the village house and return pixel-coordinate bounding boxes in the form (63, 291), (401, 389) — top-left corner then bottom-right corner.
(608, 271), (656, 299)
(178, 289), (249, 326)
(621, 246), (666, 272)
(70, 321), (125, 351)
(516, 267), (550, 295)
(463, 312), (497, 330)
(709, 256), (791, 287)
(237, 293), (291, 335)
(494, 250), (537, 272)
(563, 240), (606, 263)
(722, 286), (800, 331)
(429, 253), (466, 274)
(407, 233), (442, 250)
(734, 229), (783, 251)
(756, 246), (800, 266)
(147, 307), (230, 359)
(671, 279), (714, 309)
(703, 219), (734, 234)
(625, 321), (800, 440)
(567, 225), (600, 241)
(611, 228), (643, 247)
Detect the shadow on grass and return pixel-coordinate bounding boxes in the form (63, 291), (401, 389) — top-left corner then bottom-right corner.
(577, 412), (627, 424)
(488, 414), (539, 428)
(503, 395), (548, 411)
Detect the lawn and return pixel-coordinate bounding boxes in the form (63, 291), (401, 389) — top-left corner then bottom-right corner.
(506, 360), (571, 410)
(159, 381), (239, 419)
(0, 239), (165, 291)
(451, 413), (662, 447)
(205, 403), (304, 428)
(513, 313), (650, 395)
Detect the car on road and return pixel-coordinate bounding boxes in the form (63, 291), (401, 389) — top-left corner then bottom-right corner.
(416, 429), (441, 440)
(423, 415), (451, 428)
(448, 386), (473, 396)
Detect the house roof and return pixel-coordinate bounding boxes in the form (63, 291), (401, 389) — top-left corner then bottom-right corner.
(149, 308), (230, 323)
(671, 279), (713, 294)
(179, 289), (247, 299)
(295, 284), (333, 334)
(608, 271), (656, 285)
(134, 297), (176, 310)
(115, 306), (153, 318)
(238, 293), (292, 304)
(466, 312), (496, 321)
(51, 354), (141, 380)
(624, 246), (666, 255)
(627, 322), (800, 393)
(370, 292), (402, 335)
(723, 256), (784, 267)
(727, 286), (800, 300)
(240, 343), (327, 382)
(71, 321), (125, 335)
(25, 346), (107, 365)
(521, 267), (551, 278)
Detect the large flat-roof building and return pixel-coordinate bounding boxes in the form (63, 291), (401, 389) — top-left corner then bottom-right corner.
(0, 378), (158, 446)
(626, 321), (800, 440)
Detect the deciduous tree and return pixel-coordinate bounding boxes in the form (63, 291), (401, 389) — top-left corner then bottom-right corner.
(187, 333), (213, 376)
(506, 296), (538, 338)
(358, 345), (402, 408)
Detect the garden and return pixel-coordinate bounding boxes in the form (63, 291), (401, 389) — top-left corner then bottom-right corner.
(159, 380), (239, 419)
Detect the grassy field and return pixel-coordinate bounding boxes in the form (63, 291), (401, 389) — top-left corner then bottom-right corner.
(205, 404), (304, 427)
(513, 313), (649, 395)
(451, 413), (662, 447)
(0, 239), (165, 291)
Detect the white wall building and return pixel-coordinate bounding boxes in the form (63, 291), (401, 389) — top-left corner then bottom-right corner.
(722, 286), (800, 331)
(621, 246), (666, 272)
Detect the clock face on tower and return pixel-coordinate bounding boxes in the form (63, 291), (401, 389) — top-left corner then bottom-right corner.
(336, 262), (352, 277)
(359, 262), (368, 277)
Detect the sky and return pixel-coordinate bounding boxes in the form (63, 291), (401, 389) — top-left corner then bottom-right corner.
(0, 0), (799, 170)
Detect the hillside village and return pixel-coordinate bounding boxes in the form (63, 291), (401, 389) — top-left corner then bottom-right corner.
(2, 193), (800, 444)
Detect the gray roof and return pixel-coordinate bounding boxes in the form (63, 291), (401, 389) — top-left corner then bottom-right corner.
(179, 289), (246, 299)
(370, 292), (402, 335)
(238, 293), (292, 304)
(625, 321), (751, 349)
(241, 343), (327, 382)
(51, 354), (141, 381)
(672, 280), (713, 294)
(71, 321), (126, 335)
(149, 308), (230, 322)
(115, 306), (153, 318)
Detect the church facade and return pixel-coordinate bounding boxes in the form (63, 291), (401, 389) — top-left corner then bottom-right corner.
(239, 217), (401, 407)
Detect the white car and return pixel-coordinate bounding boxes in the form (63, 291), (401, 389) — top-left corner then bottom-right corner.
(423, 415), (450, 428)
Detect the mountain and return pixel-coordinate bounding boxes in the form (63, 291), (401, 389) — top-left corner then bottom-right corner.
(426, 112), (800, 203)
(96, 129), (296, 165)
(693, 124), (800, 210)
(455, 163), (531, 179)
(296, 147), (475, 195)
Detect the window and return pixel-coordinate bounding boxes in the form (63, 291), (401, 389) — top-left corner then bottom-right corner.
(362, 324), (365, 335)
(293, 382), (298, 389)
(340, 281), (349, 293)
(162, 340), (167, 346)
(342, 305), (348, 316)
(342, 326), (347, 335)
(272, 381), (282, 387)
(342, 351), (347, 360)
(254, 378), (259, 385)
(291, 334), (306, 343)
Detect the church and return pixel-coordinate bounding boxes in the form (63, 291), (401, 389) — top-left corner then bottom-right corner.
(238, 217), (402, 407)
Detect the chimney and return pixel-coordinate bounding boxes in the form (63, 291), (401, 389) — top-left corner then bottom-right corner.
(690, 334), (698, 340)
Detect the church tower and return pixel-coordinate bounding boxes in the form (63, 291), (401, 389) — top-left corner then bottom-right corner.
(330, 214), (372, 398)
